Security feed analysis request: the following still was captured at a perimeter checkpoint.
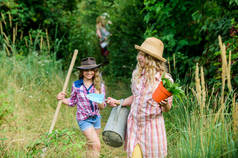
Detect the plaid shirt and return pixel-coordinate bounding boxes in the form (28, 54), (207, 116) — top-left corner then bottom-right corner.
(125, 72), (173, 158)
(68, 79), (106, 121)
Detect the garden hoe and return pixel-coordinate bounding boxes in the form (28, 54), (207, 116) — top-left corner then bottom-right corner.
(41, 49), (78, 157)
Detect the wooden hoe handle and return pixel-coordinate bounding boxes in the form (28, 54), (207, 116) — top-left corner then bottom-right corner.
(49, 49), (78, 134)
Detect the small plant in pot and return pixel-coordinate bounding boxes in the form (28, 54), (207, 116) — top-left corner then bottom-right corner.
(152, 73), (185, 103)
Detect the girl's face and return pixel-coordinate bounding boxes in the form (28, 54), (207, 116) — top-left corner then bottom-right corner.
(137, 51), (146, 68)
(83, 69), (95, 80)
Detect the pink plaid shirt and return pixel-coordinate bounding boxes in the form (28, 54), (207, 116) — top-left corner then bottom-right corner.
(68, 79), (106, 121)
(125, 72), (173, 158)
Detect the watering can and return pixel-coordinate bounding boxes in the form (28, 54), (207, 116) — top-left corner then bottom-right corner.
(86, 94), (130, 147)
(102, 99), (129, 147)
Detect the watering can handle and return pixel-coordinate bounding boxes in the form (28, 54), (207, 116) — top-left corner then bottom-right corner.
(114, 99), (124, 122)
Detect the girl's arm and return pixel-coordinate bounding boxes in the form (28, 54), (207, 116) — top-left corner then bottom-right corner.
(57, 83), (77, 106)
(96, 24), (102, 39)
(95, 83), (106, 109)
(106, 95), (134, 107)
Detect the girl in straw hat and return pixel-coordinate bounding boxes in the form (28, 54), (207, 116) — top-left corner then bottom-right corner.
(106, 37), (173, 158)
(57, 57), (108, 158)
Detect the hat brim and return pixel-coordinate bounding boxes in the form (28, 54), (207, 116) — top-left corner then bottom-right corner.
(135, 45), (167, 62)
(76, 64), (101, 70)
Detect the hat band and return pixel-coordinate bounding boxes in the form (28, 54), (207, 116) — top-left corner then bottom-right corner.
(76, 64), (101, 70)
(80, 64), (99, 68)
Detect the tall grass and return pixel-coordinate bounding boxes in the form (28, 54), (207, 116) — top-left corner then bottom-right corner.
(165, 36), (238, 158)
(166, 93), (237, 158)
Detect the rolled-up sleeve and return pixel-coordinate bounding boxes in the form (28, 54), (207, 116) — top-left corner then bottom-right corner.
(101, 83), (107, 107)
(68, 85), (77, 107)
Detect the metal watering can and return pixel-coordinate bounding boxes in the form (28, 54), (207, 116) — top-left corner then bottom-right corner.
(102, 99), (130, 147)
(86, 94), (130, 147)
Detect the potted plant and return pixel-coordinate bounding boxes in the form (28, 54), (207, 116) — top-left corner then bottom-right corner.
(152, 73), (185, 103)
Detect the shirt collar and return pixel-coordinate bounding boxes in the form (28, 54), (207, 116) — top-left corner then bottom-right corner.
(74, 78), (84, 88)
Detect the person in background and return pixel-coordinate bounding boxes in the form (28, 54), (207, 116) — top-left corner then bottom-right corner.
(57, 57), (106, 158)
(106, 37), (173, 158)
(96, 15), (111, 65)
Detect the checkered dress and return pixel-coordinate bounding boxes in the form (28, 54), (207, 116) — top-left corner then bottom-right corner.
(125, 72), (173, 158)
(68, 79), (106, 121)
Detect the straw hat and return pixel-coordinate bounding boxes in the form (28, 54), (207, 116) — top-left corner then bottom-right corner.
(76, 57), (101, 70)
(135, 37), (166, 62)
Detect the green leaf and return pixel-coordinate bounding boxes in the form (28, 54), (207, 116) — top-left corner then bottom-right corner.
(161, 73), (185, 97)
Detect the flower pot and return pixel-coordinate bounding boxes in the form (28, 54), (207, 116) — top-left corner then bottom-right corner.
(152, 81), (172, 103)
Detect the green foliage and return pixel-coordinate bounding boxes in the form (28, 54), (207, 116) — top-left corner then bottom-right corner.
(106, 0), (145, 78)
(0, 1), (70, 57)
(0, 0), (92, 66)
(143, 0), (238, 89)
(26, 129), (85, 157)
(1, 0), (237, 89)
(201, 18), (238, 90)
(161, 73), (185, 97)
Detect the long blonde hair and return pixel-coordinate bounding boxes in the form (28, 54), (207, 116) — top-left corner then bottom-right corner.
(132, 51), (168, 87)
(96, 16), (106, 27)
(79, 68), (104, 92)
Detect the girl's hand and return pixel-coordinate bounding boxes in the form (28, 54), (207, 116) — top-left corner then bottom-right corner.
(95, 89), (99, 94)
(106, 97), (119, 107)
(159, 99), (168, 107)
(160, 98), (172, 112)
(57, 92), (66, 100)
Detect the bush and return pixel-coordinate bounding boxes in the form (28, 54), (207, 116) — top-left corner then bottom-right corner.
(106, 0), (145, 78)
(142, 0), (238, 88)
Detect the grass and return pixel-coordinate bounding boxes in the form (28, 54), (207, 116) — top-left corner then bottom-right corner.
(0, 43), (238, 157)
(0, 52), (128, 158)
(165, 94), (238, 158)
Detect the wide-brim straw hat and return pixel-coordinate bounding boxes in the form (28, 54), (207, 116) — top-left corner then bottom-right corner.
(135, 37), (166, 62)
(76, 57), (101, 70)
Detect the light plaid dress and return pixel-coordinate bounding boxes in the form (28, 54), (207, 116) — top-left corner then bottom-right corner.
(125, 72), (173, 158)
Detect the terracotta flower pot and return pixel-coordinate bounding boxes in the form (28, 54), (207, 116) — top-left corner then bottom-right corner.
(152, 81), (172, 103)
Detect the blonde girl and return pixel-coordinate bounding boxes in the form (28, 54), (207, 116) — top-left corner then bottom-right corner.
(107, 37), (173, 158)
